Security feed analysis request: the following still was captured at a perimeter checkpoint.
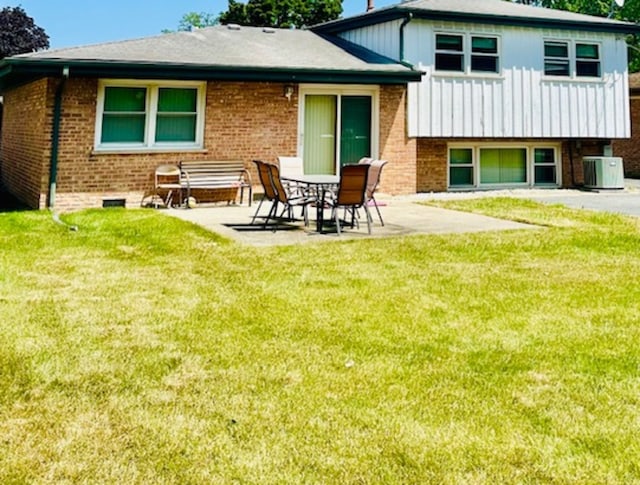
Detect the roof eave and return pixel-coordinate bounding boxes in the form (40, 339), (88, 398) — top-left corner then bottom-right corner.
(314, 7), (640, 35)
(0, 58), (423, 92)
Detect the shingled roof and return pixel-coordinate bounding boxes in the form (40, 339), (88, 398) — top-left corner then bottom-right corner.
(315, 0), (640, 35)
(0, 25), (422, 91)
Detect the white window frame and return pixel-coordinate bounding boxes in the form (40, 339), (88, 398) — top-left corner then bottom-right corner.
(447, 143), (562, 189)
(543, 39), (602, 80)
(297, 84), (380, 173)
(94, 79), (206, 152)
(434, 32), (501, 76)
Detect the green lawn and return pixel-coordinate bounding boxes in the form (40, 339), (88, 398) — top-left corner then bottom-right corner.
(2, 199), (640, 484)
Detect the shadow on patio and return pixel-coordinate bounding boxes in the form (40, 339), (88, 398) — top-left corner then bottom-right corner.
(164, 196), (538, 247)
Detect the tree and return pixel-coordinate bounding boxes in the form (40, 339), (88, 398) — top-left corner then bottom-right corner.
(178, 12), (219, 31)
(218, 0), (343, 29)
(0, 6), (49, 59)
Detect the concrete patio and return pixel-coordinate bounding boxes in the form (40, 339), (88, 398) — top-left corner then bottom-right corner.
(165, 195), (537, 247)
(163, 179), (640, 247)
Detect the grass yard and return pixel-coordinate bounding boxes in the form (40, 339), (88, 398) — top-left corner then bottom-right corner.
(1, 199), (640, 483)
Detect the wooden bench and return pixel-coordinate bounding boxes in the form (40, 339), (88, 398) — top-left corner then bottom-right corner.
(179, 160), (252, 206)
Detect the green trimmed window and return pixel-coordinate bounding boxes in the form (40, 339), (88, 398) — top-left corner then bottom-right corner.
(101, 87), (147, 143)
(534, 148), (557, 185)
(576, 43), (600, 77)
(544, 40), (601, 78)
(471, 36), (499, 73)
(544, 41), (570, 76)
(449, 148), (473, 186)
(435, 34), (464, 72)
(448, 145), (560, 188)
(156, 88), (198, 142)
(435, 33), (500, 74)
(97, 82), (204, 149)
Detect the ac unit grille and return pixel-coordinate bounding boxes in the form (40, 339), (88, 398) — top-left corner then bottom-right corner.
(582, 157), (624, 190)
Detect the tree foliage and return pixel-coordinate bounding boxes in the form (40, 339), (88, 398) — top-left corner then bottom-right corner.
(510, 0), (640, 71)
(178, 12), (220, 31)
(0, 6), (49, 59)
(218, 0), (343, 29)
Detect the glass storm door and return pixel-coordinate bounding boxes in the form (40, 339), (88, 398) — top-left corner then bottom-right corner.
(303, 95), (337, 174)
(303, 94), (372, 174)
(340, 96), (372, 166)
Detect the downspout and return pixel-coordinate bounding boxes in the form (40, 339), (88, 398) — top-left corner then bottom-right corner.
(48, 66), (69, 209)
(399, 12), (413, 66)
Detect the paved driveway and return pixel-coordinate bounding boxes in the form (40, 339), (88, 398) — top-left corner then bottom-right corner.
(419, 179), (640, 218)
(522, 191), (640, 217)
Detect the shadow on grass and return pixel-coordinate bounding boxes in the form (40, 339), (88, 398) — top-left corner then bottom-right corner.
(0, 191), (29, 213)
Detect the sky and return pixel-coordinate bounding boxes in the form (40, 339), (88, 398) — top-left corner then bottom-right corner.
(8, 1), (398, 49)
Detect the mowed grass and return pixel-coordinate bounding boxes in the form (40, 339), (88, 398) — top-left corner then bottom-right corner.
(1, 199), (640, 483)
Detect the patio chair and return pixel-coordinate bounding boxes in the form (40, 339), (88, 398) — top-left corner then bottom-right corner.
(277, 156), (308, 198)
(153, 164), (182, 208)
(266, 163), (316, 228)
(364, 159), (388, 226)
(277, 156), (304, 178)
(326, 164), (371, 235)
(250, 160), (278, 224)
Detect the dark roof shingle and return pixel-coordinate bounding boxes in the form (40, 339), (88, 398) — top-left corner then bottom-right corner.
(316, 0), (640, 34)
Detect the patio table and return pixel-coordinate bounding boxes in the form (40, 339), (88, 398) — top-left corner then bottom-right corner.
(281, 174), (339, 232)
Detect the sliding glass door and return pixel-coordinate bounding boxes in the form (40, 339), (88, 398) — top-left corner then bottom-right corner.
(301, 89), (376, 174)
(340, 96), (372, 167)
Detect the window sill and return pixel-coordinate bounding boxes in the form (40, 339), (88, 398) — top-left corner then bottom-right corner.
(92, 147), (208, 156)
(541, 76), (604, 84)
(432, 72), (505, 81)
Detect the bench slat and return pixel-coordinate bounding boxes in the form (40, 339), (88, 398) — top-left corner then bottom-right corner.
(179, 160), (252, 206)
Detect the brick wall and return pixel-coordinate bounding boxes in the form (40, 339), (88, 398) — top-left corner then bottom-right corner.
(0, 78), (54, 208)
(51, 79), (300, 211)
(1, 78), (415, 210)
(612, 97), (640, 178)
(378, 85), (416, 195)
(417, 139), (448, 192)
(416, 138), (608, 191)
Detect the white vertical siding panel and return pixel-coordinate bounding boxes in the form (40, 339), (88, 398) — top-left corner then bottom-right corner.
(464, 80), (474, 135)
(339, 20), (402, 61)
(511, 68), (523, 137)
(342, 20), (630, 139)
(452, 80), (465, 136)
(472, 81), (483, 137)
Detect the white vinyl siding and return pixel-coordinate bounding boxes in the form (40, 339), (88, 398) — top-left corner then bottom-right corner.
(340, 19), (630, 139)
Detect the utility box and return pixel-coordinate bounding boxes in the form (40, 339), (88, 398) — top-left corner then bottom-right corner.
(582, 157), (625, 190)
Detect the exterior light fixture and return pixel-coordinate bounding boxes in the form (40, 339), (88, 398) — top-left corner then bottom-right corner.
(284, 84), (294, 101)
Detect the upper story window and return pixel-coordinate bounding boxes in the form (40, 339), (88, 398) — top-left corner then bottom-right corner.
(576, 43), (600, 77)
(435, 33), (500, 75)
(96, 80), (205, 151)
(544, 40), (601, 78)
(435, 34), (464, 72)
(471, 36), (499, 73)
(544, 41), (570, 76)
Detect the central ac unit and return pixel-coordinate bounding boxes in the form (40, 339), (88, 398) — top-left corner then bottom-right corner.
(582, 157), (624, 190)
